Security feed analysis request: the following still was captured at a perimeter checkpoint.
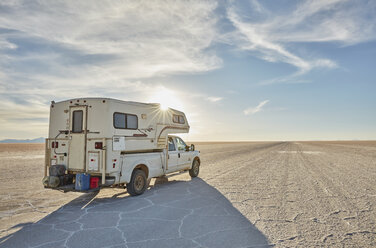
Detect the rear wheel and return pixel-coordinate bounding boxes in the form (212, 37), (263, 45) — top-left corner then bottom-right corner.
(127, 170), (147, 196)
(189, 160), (200, 177)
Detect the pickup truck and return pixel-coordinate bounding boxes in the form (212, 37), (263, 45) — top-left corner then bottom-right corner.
(122, 135), (200, 195)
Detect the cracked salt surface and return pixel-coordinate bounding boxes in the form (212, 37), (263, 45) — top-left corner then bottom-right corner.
(0, 178), (269, 248)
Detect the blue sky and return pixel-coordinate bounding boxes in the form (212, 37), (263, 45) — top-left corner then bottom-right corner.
(0, 0), (375, 141)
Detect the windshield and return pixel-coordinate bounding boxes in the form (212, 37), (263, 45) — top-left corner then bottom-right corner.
(175, 137), (187, 151)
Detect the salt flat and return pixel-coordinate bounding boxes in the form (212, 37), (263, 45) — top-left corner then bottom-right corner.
(0, 141), (375, 247)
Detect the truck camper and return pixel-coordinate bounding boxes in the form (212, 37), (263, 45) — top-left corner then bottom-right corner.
(43, 98), (200, 196)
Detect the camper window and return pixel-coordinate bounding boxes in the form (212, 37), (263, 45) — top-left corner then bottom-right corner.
(114, 113), (126, 129)
(113, 112), (138, 130)
(173, 115), (179, 123)
(179, 115), (185, 124)
(168, 137), (176, 151)
(127, 114), (138, 129)
(72, 110), (83, 133)
(173, 114), (185, 124)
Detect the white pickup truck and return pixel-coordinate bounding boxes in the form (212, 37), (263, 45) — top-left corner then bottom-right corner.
(44, 98), (201, 196)
(122, 135), (200, 195)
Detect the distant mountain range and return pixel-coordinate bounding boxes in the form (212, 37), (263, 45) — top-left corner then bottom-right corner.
(0, 137), (45, 143)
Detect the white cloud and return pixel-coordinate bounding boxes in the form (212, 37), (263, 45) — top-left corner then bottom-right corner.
(270, 0), (376, 45)
(207, 96), (223, 102)
(0, 0), (223, 138)
(0, 1), (221, 78)
(227, 0), (376, 82)
(244, 100), (269, 115)
(0, 37), (17, 50)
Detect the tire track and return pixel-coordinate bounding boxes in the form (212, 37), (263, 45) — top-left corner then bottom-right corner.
(201, 142), (286, 182)
(295, 143), (376, 246)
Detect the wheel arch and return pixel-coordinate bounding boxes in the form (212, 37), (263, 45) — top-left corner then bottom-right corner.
(133, 164), (149, 179)
(193, 156), (200, 165)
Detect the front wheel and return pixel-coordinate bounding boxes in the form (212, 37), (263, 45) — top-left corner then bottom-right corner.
(127, 170), (147, 196)
(189, 160), (200, 177)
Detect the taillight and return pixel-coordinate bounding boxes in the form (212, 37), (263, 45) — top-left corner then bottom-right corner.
(95, 142), (103, 149)
(52, 141), (59, 148)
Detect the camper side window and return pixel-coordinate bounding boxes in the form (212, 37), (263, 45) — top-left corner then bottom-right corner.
(72, 110), (83, 133)
(113, 112), (138, 130)
(114, 113), (126, 129)
(127, 114), (138, 129)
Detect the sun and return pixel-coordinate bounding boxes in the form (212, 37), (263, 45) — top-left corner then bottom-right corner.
(160, 102), (169, 110)
(148, 87), (185, 111)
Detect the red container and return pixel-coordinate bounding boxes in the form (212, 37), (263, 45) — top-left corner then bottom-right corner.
(90, 177), (99, 189)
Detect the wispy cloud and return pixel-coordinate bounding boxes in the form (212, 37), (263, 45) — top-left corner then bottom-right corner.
(227, 0), (376, 83)
(0, 1), (222, 94)
(244, 100), (269, 115)
(270, 0), (376, 45)
(0, 1), (221, 78)
(207, 96), (223, 102)
(0, 0), (223, 138)
(0, 36), (17, 50)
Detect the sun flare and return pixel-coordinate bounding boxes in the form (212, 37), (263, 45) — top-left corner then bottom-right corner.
(148, 87), (185, 111)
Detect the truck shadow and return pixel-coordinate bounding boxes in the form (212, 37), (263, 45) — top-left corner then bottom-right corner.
(0, 178), (271, 248)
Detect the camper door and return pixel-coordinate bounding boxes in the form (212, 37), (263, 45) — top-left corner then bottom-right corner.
(68, 106), (87, 171)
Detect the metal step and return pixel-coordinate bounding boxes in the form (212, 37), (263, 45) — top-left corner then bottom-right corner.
(165, 170), (188, 178)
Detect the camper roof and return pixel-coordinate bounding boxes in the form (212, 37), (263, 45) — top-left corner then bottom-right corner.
(52, 97), (185, 115)
(53, 97), (166, 108)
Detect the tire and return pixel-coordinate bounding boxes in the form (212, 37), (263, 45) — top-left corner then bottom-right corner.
(49, 164), (66, 176)
(189, 160), (200, 178)
(48, 176), (60, 188)
(126, 170), (147, 196)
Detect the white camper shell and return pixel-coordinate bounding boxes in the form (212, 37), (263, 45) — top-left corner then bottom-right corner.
(44, 98), (200, 195)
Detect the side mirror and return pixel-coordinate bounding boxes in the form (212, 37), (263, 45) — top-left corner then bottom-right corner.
(185, 144), (195, 151)
(190, 144), (195, 151)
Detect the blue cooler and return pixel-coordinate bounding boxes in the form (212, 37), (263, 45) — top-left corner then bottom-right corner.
(75, 173), (90, 191)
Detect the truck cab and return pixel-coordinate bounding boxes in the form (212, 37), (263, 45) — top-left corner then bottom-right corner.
(167, 135), (199, 173)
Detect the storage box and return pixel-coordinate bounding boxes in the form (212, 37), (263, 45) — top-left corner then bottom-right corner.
(75, 173), (90, 191)
(90, 177), (100, 189)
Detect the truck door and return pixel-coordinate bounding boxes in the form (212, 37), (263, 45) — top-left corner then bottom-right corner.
(167, 136), (179, 172)
(175, 137), (191, 169)
(68, 106), (87, 171)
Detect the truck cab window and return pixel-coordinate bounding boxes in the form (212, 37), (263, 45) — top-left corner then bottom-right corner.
(72, 110), (83, 133)
(176, 137), (187, 151)
(168, 137), (176, 151)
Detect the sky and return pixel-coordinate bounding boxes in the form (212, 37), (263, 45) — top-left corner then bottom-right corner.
(0, 0), (375, 141)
